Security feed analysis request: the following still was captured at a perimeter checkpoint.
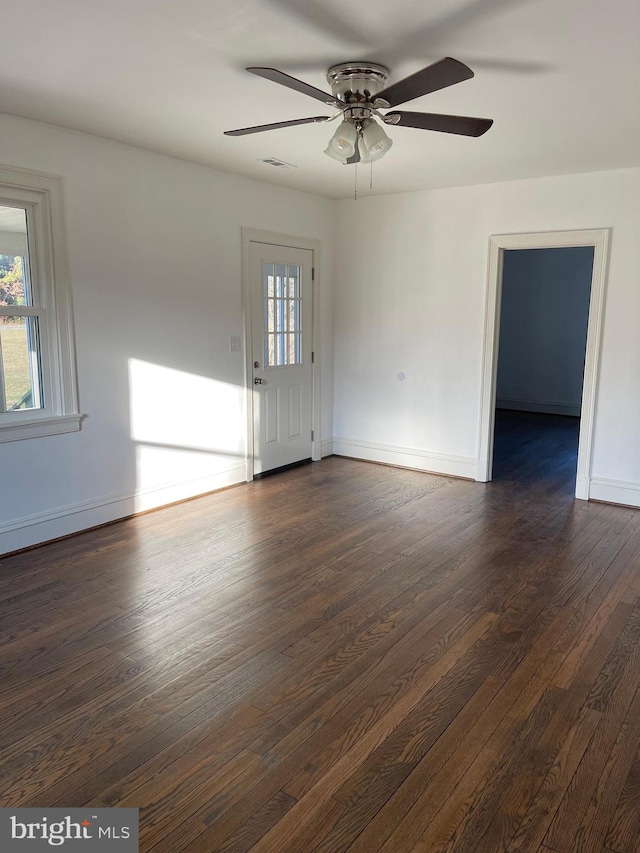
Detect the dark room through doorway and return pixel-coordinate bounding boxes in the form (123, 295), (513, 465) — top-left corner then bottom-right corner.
(492, 246), (595, 495)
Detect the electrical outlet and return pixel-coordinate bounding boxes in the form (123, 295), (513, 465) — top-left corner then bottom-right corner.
(229, 336), (242, 353)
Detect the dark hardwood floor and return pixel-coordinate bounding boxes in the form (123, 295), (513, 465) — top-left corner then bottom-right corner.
(493, 409), (581, 494)
(1, 424), (639, 851)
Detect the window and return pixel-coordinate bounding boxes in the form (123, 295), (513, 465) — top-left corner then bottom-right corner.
(0, 165), (80, 441)
(0, 209), (42, 413)
(263, 262), (302, 367)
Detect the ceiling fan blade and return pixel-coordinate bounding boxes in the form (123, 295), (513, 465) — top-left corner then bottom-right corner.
(375, 57), (474, 107)
(386, 111), (493, 137)
(345, 147), (361, 165)
(246, 67), (343, 108)
(456, 57), (552, 75)
(224, 116), (330, 136)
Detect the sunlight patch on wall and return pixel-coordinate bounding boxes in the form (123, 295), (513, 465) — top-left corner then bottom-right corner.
(128, 358), (245, 501)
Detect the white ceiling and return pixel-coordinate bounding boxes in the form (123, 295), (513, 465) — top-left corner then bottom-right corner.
(1, 0), (639, 199)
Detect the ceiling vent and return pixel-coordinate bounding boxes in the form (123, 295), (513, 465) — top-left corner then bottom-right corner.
(258, 158), (297, 169)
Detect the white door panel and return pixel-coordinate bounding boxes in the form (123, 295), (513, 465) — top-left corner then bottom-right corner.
(250, 242), (313, 475)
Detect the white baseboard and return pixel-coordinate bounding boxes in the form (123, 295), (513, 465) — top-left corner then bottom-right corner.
(0, 463), (247, 556)
(321, 439), (333, 457)
(589, 477), (640, 508)
(496, 398), (581, 417)
(332, 437), (476, 479)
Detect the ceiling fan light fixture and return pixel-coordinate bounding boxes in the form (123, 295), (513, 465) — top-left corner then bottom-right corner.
(323, 145), (348, 164)
(361, 119), (393, 161)
(227, 59), (493, 170)
(325, 119), (358, 160)
(357, 137), (370, 163)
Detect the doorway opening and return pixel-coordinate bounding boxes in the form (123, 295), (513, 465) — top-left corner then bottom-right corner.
(478, 229), (610, 500)
(492, 246), (594, 494)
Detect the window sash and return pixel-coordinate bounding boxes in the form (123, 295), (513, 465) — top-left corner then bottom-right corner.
(0, 316), (43, 413)
(0, 306), (43, 317)
(0, 165), (81, 440)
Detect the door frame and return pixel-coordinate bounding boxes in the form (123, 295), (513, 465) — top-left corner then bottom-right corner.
(477, 228), (610, 500)
(241, 227), (322, 482)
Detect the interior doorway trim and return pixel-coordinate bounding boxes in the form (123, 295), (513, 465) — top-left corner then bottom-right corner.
(241, 227), (322, 482)
(477, 228), (611, 500)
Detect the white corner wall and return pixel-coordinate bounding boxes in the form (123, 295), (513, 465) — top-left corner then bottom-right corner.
(0, 114), (334, 554)
(333, 167), (640, 507)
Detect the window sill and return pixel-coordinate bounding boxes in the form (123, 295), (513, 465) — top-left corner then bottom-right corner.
(0, 413), (83, 443)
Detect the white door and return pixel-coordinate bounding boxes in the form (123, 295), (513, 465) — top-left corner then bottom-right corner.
(249, 242), (313, 476)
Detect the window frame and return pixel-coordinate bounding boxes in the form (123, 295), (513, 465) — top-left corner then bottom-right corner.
(0, 165), (81, 442)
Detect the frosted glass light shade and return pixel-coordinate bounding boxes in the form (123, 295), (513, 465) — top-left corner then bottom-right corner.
(324, 145), (348, 163)
(324, 120), (358, 161)
(361, 119), (393, 161)
(357, 138), (370, 162)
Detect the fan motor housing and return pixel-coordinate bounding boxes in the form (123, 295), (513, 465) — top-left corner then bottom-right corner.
(326, 62), (390, 105)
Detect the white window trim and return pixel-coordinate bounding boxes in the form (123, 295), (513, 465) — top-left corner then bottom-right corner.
(0, 164), (81, 442)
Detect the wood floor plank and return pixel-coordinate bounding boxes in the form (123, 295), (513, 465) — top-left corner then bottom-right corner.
(566, 684), (640, 853)
(248, 598), (467, 759)
(604, 741), (640, 853)
(138, 748), (265, 851)
(156, 610), (498, 852)
(184, 789), (298, 853)
(0, 648), (146, 742)
(375, 647), (569, 852)
(506, 706), (601, 851)
(2, 642), (287, 807)
(344, 674), (504, 853)
(474, 698), (601, 853)
(410, 684), (568, 853)
(286, 617), (495, 805)
(95, 703), (265, 808)
(544, 605), (640, 852)
(0, 412), (639, 852)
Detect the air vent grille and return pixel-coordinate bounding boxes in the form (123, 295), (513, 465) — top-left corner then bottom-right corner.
(258, 158), (297, 169)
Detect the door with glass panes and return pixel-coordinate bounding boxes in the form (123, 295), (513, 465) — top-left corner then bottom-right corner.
(249, 242), (313, 476)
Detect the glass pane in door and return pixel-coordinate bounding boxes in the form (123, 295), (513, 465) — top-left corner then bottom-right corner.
(263, 262), (302, 367)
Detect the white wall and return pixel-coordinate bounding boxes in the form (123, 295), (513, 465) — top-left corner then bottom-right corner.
(0, 114), (334, 554)
(333, 167), (640, 506)
(496, 247), (594, 416)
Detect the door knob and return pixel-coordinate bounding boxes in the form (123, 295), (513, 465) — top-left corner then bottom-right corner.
(254, 377), (264, 385)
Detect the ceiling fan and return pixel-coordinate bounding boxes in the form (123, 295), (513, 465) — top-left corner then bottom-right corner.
(224, 58), (493, 164)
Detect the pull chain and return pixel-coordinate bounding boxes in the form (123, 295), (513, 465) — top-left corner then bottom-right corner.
(370, 158), (373, 191)
(354, 157), (358, 201)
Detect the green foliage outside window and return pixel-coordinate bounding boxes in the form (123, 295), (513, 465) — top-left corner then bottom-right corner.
(0, 255), (25, 323)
